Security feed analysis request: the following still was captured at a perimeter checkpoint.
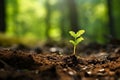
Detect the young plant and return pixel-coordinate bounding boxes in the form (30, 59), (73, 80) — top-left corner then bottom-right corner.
(69, 30), (85, 55)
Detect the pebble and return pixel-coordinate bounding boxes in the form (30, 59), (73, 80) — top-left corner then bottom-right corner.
(87, 71), (92, 75)
(68, 71), (74, 75)
(98, 68), (105, 72)
(82, 66), (88, 70)
(49, 47), (63, 54)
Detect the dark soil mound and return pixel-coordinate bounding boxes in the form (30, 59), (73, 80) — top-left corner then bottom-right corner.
(0, 42), (120, 80)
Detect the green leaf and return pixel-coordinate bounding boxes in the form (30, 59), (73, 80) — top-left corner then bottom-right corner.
(69, 40), (75, 45)
(76, 30), (85, 38)
(69, 29), (85, 55)
(76, 37), (84, 45)
(69, 31), (76, 38)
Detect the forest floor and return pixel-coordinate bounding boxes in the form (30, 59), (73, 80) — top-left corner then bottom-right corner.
(0, 40), (120, 80)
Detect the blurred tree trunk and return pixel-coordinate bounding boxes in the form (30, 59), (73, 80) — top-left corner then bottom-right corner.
(113, 0), (120, 39)
(59, 1), (68, 39)
(0, 0), (6, 32)
(60, 17), (67, 38)
(66, 0), (79, 32)
(12, 0), (19, 36)
(45, 0), (51, 39)
(107, 0), (115, 38)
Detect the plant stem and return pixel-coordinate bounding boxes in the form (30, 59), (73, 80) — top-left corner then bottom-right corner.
(73, 37), (77, 55)
(73, 45), (76, 55)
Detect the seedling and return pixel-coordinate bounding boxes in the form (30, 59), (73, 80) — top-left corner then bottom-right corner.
(69, 30), (85, 55)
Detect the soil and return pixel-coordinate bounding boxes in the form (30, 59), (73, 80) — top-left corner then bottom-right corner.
(0, 41), (120, 80)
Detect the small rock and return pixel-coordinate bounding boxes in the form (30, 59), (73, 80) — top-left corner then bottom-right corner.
(68, 71), (74, 75)
(49, 47), (63, 54)
(82, 66), (88, 70)
(98, 68), (105, 72)
(87, 71), (92, 75)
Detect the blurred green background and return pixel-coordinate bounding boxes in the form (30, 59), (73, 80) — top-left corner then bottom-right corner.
(0, 0), (120, 46)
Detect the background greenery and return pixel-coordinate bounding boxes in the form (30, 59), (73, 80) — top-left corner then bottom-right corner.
(0, 0), (120, 46)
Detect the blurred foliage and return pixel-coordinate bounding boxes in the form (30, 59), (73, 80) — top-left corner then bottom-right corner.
(113, 0), (120, 39)
(3, 0), (120, 45)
